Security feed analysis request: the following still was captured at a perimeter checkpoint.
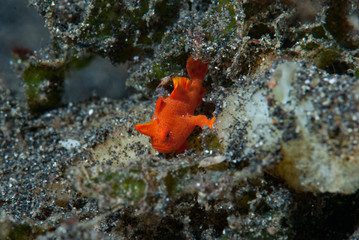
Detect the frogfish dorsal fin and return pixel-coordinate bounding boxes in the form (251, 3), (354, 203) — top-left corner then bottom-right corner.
(186, 56), (208, 81)
(174, 77), (191, 89)
(170, 77), (191, 99)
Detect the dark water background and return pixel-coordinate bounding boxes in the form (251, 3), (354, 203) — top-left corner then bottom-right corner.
(0, 0), (128, 103)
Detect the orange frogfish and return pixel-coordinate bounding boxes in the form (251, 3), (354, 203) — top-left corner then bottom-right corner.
(135, 56), (216, 153)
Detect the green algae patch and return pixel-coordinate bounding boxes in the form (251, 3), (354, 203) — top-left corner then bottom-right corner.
(186, 128), (223, 154)
(164, 166), (194, 197)
(312, 48), (352, 75)
(217, 0), (237, 33)
(23, 62), (66, 115)
(187, 127), (204, 152)
(202, 160), (229, 171)
(164, 164), (227, 197)
(34, 0), (182, 64)
(7, 224), (43, 240)
(203, 132), (224, 153)
(92, 170), (147, 201)
(11, 46), (95, 115)
(301, 44), (355, 76)
(145, 53), (188, 89)
(80, 1), (142, 62)
(301, 42), (320, 51)
(314, 48), (340, 70)
(146, 63), (171, 89)
(311, 26), (328, 39)
(83, 0), (126, 38)
(67, 54), (95, 70)
(21, 55), (94, 115)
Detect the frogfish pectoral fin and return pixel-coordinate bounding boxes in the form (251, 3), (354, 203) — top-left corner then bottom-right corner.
(184, 115), (216, 129)
(135, 121), (156, 136)
(208, 116), (216, 129)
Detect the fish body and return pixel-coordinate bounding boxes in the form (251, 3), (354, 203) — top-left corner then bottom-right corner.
(135, 56), (215, 153)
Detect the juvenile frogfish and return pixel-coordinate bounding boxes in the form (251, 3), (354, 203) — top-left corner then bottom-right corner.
(135, 56), (216, 153)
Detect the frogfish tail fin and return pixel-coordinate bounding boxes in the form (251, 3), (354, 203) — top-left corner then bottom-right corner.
(186, 56), (208, 82)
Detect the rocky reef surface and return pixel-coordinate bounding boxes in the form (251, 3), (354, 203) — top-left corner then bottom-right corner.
(1, 0), (359, 239)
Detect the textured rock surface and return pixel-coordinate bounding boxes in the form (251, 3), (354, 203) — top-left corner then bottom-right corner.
(1, 0), (359, 239)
